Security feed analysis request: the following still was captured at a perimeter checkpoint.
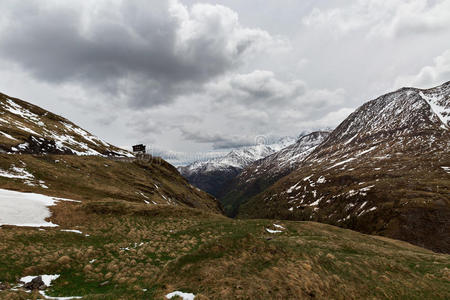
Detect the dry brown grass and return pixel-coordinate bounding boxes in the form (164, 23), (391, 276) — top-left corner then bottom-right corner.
(0, 172), (448, 299)
(0, 153), (222, 214)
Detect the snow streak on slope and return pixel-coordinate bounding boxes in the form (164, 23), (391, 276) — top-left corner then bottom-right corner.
(420, 92), (450, 129)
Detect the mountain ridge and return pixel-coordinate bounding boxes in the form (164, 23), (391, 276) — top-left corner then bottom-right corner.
(178, 137), (297, 197)
(238, 81), (450, 253)
(220, 131), (330, 216)
(0, 92), (131, 157)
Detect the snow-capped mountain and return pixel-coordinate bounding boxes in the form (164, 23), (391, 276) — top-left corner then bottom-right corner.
(0, 92), (131, 156)
(238, 81), (450, 253)
(240, 131), (330, 184)
(152, 149), (230, 167)
(178, 138), (296, 197)
(221, 131), (329, 216)
(182, 144), (275, 173)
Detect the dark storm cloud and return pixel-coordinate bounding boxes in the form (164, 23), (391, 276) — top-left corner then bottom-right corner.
(0, 0), (272, 107)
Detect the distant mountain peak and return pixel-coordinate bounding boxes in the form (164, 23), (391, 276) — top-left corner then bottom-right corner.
(178, 136), (298, 197)
(220, 130), (330, 216)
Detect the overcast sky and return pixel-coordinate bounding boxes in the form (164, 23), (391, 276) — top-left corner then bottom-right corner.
(0, 0), (449, 155)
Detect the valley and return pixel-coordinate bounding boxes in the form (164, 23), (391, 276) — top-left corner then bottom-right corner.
(182, 82), (450, 254)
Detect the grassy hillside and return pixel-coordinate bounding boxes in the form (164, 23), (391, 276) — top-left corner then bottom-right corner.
(0, 154), (221, 213)
(0, 201), (449, 299)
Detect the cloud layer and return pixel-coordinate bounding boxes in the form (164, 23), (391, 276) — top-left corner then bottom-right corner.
(0, 0), (277, 107)
(0, 0), (449, 157)
(303, 0), (450, 38)
(395, 50), (450, 88)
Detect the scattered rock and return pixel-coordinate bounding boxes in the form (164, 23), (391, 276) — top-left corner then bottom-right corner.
(0, 282), (11, 290)
(23, 276), (47, 290)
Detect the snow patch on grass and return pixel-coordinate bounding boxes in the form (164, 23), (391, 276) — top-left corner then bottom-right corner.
(0, 166), (33, 179)
(20, 274), (83, 300)
(4, 99), (40, 122)
(20, 274), (60, 286)
(39, 293), (82, 300)
(60, 229), (83, 234)
(316, 176), (326, 184)
(309, 197), (322, 206)
(266, 228), (283, 234)
(0, 189), (79, 227)
(166, 291), (195, 300)
(303, 174), (313, 181)
(273, 224), (285, 230)
(286, 182), (300, 193)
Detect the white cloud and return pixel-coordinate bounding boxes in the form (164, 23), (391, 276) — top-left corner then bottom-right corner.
(206, 70), (306, 107)
(303, 0), (450, 38)
(171, 1), (277, 59)
(2, 0), (447, 157)
(309, 107), (355, 129)
(395, 49), (450, 88)
(114, 68), (348, 151)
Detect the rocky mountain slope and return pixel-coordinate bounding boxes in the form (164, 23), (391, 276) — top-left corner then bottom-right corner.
(0, 92), (131, 156)
(239, 81), (450, 253)
(221, 131), (330, 216)
(178, 138), (295, 197)
(240, 82), (450, 252)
